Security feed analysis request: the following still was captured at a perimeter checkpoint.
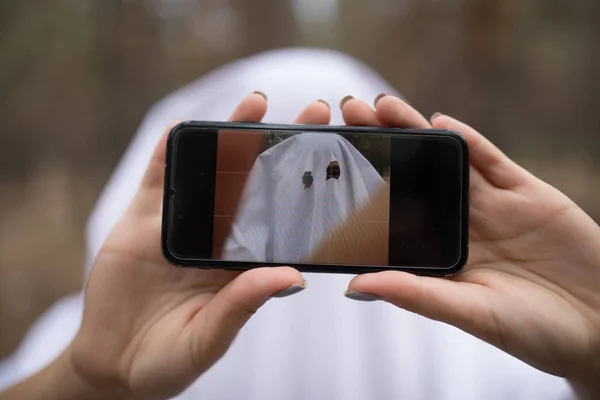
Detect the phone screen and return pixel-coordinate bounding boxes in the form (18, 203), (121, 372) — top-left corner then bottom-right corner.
(166, 126), (467, 270)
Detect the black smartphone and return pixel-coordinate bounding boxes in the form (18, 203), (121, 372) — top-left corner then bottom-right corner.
(161, 121), (469, 276)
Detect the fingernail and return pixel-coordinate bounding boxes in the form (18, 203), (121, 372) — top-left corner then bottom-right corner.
(253, 91), (267, 101)
(317, 99), (330, 109)
(430, 112), (443, 123)
(344, 290), (382, 302)
(272, 281), (307, 298)
(339, 95), (354, 110)
(373, 93), (387, 107)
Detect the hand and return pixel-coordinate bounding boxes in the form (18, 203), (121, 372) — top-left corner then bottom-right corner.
(341, 95), (600, 391)
(65, 94), (332, 399)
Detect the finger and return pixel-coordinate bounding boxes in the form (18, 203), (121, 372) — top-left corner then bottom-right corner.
(192, 267), (305, 364)
(431, 113), (528, 189)
(346, 271), (498, 345)
(228, 91), (268, 122)
(469, 165), (493, 210)
(129, 121), (178, 216)
(340, 96), (382, 127)
(375, 95), (431, 129)
(293, 100), (331, 124)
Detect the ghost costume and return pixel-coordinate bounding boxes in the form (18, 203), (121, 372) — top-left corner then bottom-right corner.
(0, 48), (575, 399)
(222, 133), (386, 263)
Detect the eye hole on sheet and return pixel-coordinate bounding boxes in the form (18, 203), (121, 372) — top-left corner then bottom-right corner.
(326, 161), (340, 180)
(302, 171), (313, 189)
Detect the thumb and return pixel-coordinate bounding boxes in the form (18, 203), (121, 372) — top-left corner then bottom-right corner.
(191, 267), (305, 364)
(346, 271), (498, 344)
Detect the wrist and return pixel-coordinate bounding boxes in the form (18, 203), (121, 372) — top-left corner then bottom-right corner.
(0, 347), (135, 400)
(568, 368), (600, 400)
(58, 346), (135, 400)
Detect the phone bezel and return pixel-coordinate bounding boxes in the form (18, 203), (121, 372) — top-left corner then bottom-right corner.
(161, 121), (470, 277)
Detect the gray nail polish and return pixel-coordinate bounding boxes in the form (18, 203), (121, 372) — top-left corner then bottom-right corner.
(373, 92), (387, 107)
(344, 290), (382, 302)
(339, 95), (354, 110)
(253, 90), (268, 100)
(272, 284), (306, 298)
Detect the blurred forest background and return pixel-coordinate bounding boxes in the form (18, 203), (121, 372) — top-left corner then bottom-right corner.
(1, 0), (599, 358)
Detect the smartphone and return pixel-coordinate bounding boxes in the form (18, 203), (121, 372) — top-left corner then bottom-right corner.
(161, 121), (469, 276)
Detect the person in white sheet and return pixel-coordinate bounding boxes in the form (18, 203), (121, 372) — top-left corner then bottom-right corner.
(2, 48), (599, 400)
(222, 132), (386, 263)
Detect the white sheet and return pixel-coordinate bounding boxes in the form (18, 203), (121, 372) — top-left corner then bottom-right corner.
(223, 132), (385, 263)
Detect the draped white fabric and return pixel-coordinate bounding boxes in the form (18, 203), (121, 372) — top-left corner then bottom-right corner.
(0, 48), (574, 400)
(222, 132), (386, 263)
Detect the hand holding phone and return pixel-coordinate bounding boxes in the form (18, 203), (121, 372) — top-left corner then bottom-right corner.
(343, 96), (600, 397)
(64, 93), (322, 399)
(49, 92), (600, 400)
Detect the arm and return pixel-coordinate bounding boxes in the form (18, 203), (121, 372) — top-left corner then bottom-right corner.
(0, 348), (130, 400)
(569, 371), (600, 400)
